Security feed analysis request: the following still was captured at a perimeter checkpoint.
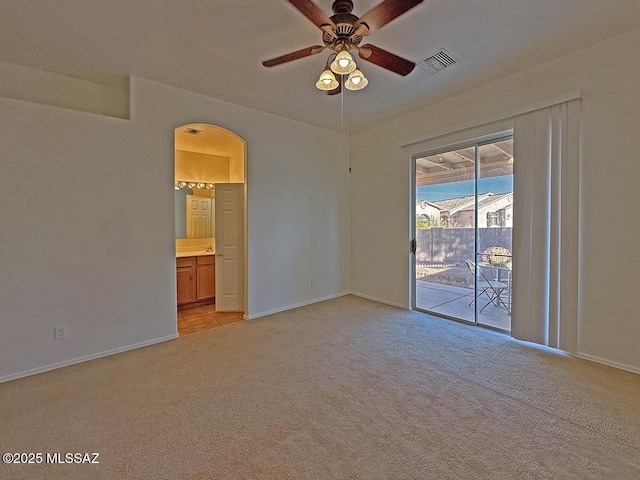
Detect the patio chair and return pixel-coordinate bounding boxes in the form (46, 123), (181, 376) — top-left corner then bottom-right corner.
(465, 260), (509, 312)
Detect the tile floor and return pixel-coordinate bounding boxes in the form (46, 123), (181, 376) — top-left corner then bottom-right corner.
(177, 305), (244, 336)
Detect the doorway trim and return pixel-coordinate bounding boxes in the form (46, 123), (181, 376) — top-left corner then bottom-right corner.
(173, 123), (249, 317)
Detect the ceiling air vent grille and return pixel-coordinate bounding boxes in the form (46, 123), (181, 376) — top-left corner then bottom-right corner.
(417, 49), (457, 76)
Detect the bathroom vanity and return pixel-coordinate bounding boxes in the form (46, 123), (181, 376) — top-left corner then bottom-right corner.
(176, 254), (215, 308)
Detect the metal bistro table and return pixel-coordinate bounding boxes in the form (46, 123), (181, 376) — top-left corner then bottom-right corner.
(478, 260), (512, 314)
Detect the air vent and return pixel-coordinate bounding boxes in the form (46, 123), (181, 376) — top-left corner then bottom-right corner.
(417, 49), (457, 76)
(184, 128), (203, 135)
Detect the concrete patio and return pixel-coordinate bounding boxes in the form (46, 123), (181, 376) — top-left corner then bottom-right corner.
(416, 279), (511, 331)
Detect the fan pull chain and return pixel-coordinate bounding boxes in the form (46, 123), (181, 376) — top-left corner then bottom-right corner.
(341, 77), (345, 135)
(341, 80), (353, 174)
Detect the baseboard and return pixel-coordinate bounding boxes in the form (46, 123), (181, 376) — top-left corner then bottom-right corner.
(244, 292), (351, 320)
(574, 352), (640, 375)
(0, 334), (179, 384)
(350, 292), (410, 310)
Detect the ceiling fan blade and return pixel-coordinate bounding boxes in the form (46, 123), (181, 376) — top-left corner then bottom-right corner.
(262, 45), (325, 67)
(354, 0), (424, 36)
(288, 0), (336, 32)
(358, 44), (415, 76)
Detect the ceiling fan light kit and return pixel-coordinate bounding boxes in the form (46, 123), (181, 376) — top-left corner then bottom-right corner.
(263, 0), (423, 94)
(320, 50), (365, 92)
(316, 67), (340, 91)
(330, 50), (357, 75)
(345, 69), (368, 90)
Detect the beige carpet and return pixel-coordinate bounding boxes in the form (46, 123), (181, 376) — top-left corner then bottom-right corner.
(1, 295), (639, 479)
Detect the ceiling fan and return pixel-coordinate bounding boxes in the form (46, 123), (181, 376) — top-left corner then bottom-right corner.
(263, 0), (424, 93)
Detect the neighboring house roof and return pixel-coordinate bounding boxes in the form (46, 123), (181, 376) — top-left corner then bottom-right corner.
(477, 192), (513, 211)
(430, 194), (476, 214)
(420, 192), (513, 215)
(417, 200), (441, 210)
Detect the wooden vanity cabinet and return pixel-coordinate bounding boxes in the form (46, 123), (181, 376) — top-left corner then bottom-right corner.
(176, 255), (215, 307)
(177, 257), (196, 305)
(196, 256), (216, 300)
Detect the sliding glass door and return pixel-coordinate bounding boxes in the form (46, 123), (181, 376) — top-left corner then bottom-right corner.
(475, 139), (514, 329)
(413, 136), (514, 331)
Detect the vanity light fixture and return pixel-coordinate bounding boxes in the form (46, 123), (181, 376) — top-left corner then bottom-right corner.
(174, 180), (217, 191)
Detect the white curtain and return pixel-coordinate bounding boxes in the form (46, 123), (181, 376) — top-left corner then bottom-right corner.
(511, 99), (581, 352)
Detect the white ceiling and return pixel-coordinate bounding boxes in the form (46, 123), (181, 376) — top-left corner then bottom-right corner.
(2, 0), (640, 133)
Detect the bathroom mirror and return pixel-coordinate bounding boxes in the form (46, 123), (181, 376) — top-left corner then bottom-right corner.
(175, 188), (215, 239)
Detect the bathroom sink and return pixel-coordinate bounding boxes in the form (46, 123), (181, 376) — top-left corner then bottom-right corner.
(176, 250), (215, 258)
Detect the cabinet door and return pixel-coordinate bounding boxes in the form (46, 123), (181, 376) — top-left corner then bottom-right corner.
(177, 266), (196, 305)
(196, 265), (216, 300)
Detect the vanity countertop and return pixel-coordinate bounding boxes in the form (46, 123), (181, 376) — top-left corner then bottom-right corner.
(176, 250), (215, 258)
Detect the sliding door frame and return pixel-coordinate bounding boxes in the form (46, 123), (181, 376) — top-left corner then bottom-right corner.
(410, 131), (513, 330)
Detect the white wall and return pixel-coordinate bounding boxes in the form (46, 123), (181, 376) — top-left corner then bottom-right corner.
(0, 60), (129, 119)
(0, 75), (350, 381)
(174, 150), (230, 183)
(229, 140), (245, 183)
(351, 26), (640, 372)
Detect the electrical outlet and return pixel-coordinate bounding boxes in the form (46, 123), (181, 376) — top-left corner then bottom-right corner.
(311, 279), (316, 288)
(54, 325), (67, 340)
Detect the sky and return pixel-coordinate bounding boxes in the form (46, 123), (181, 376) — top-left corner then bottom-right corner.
(417, 175), (513, 202)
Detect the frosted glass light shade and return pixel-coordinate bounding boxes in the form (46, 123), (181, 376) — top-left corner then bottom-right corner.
(316, 68), (339, 90)
(330, 51), (356, 75)
(345, 69), (368, 90)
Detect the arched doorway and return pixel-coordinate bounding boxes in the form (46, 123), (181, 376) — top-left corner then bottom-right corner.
(174, 123), (247, 334)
